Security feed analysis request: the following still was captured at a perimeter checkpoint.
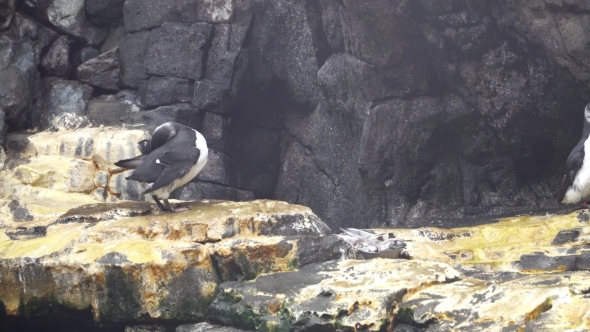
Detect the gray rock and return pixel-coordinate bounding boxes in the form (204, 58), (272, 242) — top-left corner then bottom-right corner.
(119, 104), (199, 132)
(0, 39), (39, 130)
(552, 228), (582, 245)
(118, 31), (149, 88)
(196, 149), (236, 187)
(176, 322), (249, 332)
(203, 24), (239, 87)
(145, 22), (212, 80)
(22, 0), (106, 45)
(6, 13), (59, 66)
(518, 253), (578, 272)
(40, 79), (93, 130)
(170, 182), (254, 202)
(200, 112), (229, 151)
(73, 47), (100, 70)
(123, 0), (199, 33)
(0, 0), (16, 31)
(95, 171), (109, 188)
(77, 48), (120, 91)
(141, 76), (193, 108)
(197, 0), (233, 23)
(86, 98), (138, 127)
(109, 170), (145, 201)
(86, 0), (125, 28)
(192, 80), (231, 114)
(100, 26), (125, 54)
(41, 35), (72, 77)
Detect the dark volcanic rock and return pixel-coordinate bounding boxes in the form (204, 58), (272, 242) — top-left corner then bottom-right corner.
(192, 80), (231, 114)
(123, 0), (200, 33)
(86, 0), (125, 28)
(196, 149), (237, 187)
(40, 79), (93, 130)
(41, 36), (72, 78)
(145, 22), (212, 80)
(552, 228), (582, 245)
(142, 76), (193, 108)
(22, 0), (106, 45)
(77, 48), (120, 91)
(119, 104), (199, 132)
(170, 182), (254, 202)
(0, 0), (16, 31)
(118, 31), (149, 88)
(0, 38), (39, 130)
(86, 97), (139, 126)
(73, 47), (100, 70)
(200, 112), (229, 151)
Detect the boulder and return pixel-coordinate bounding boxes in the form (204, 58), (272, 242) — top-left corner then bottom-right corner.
(145, 22), (212, 80)
(100, 26), (125, 54)
(200, 111), (229, 151)
(86, 97), (140, 127)
(13, 155), (96, 193)
(0, 199), (331, 323)
(22, 0), (106, 45)
(118, 31), (149, 88)
(123, 0), (200, 33)
(141, 76), (193, 108)
(77, 48), (120, 91)
(6, 13), (59, 66)
(192, 80), (231, 114)
(208, 259), (460, 331)
(86, 0), (125, 28)
(118, 104), (199, 133)
(0, 39), (39, 130)
(39, 79), (93, 130)
(41, 35), (72, 77)
(0, 109), (6, 146)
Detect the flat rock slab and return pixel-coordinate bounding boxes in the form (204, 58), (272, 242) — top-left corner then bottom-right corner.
(0, 199), (333, 324)
(399, 272), (590, 331)
(208, 259), (460, 331)
(378, 209), (590, 271)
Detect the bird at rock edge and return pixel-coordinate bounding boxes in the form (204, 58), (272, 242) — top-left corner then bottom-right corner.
(560, 103), (590, 209)
(114, 122), (208, 212)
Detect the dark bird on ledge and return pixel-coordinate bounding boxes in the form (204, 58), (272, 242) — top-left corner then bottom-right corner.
(115, 122), (208, 212)
(560, 103), (590, 207)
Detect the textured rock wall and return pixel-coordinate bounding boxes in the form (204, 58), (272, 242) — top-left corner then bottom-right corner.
(1, 0), (590, 229)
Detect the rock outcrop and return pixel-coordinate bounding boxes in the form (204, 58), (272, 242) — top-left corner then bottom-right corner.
(1, 196), (590, 331)
(2, 0), (590, 233)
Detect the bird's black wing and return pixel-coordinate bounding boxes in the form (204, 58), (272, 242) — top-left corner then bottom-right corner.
(114, 155), (146, 169)
(143, 143), (200, 194)
(559, 142), (585, 202)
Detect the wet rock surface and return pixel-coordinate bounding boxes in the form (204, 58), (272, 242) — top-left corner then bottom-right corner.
(3, 0), (589, 230)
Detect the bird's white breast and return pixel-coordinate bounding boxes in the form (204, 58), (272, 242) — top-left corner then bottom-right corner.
(563, 135), (590, 204)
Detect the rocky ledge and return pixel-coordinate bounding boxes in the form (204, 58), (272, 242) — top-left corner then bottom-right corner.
(1, 196), (590, 331)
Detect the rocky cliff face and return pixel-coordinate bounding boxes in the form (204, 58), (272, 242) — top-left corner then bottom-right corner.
(1, 0), (589, 229)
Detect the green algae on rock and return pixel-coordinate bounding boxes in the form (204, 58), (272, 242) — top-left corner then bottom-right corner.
(0, 199), (333, 324)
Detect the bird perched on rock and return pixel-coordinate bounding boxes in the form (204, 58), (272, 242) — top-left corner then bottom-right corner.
(115, 122), (208, 212)
(560, 103), (590, 207)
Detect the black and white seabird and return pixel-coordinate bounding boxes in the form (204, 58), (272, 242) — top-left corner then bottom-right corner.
(115, 122), (208, 212)
(559, 103), (590, 206)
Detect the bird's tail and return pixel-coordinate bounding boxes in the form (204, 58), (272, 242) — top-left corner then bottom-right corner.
(114, 155), (146, 169)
